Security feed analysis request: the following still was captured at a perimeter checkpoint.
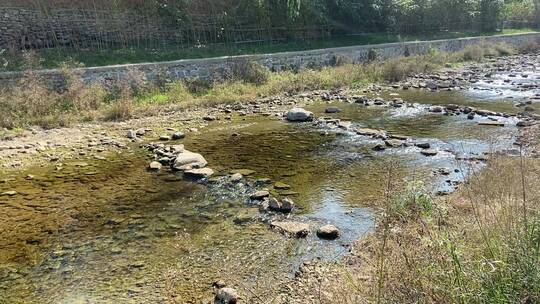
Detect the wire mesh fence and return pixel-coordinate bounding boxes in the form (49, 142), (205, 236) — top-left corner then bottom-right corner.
(0, 5), (538, 55)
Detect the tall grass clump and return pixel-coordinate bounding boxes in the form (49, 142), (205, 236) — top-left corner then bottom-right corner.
(457, 42), (517, 62)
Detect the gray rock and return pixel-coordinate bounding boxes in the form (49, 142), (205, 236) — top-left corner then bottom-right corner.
(428, 106), (444, 113)
(478, 121), (505, 127)
(172, 132), (185, 140)
(170, 145), (185, 153)
(357, 128), (387, 138)
(421, 149), (438, 156)
(270, 221), (309, 238)
(214, 287), (238, 304)
(316, 225), (340, 240)
(184, 168), (214, 179)
(415, 142), (431, 149)
(173, 150), (208, 170)
(230, 173), (243, 182)
(385, 139), (405, 148)
(338, 121), (352, 130)
(325, 107), (342, 113)
(127, 130), (137, 139)
(268, 197), (294, 213)
(250, 190), (270, 200)
(286, 108), (314, 122)
(372, 144), (386, 151)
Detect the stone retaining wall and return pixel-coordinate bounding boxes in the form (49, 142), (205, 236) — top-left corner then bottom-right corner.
(0, 32), (539, 89)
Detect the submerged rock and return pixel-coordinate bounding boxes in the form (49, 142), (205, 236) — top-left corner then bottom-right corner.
(230, 169), (256, 176)
(478, 120), (505, 127)
(325, 107), (342, 113)
(357, 128), (386, 138)
(274, 181), (291, 190)
(184, 168), (214, 179)
(316, 225), (340, 240)
(286, 108), (314, 122)
(270, 221), (309, 238)
(1, 191), (17, 196)
(173, 150), (208, 170)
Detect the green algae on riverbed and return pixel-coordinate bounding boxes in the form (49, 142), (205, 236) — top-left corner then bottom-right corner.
(0, 85), (526, 302)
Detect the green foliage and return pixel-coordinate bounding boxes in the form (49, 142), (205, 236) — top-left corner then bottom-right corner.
(386, 180), (435, 221)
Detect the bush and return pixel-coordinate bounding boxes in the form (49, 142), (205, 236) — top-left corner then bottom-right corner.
(518, 40), (540, 54)
(229, 59), (270, 85)
(103, 91), (133, 121)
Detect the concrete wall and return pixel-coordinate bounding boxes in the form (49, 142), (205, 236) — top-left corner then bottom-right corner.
(0, 32), (539, 89)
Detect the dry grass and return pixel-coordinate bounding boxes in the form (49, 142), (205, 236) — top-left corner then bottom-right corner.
(290, 149), (540, 304)
(0, 41), (535, 130)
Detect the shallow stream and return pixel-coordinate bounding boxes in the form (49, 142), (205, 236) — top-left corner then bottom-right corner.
(0, 68), (537, 303)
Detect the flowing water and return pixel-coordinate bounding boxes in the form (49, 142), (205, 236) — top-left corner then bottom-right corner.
(0, 70), (536, 303)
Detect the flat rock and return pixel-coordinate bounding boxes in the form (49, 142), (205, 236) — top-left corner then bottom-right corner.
(356, 128), (386, 138)
(184, 168), (214, 179)
(338, 121), (352, 130)
(270, 221), (309, 238)
(385, 139), (405, 148)
(1, 191), (17, 196)
(250, 190), (270, 200)
(274, 181), (291, 190)
(478, 120), (505, 127)
(230, 169), (255, 176)
(421, 149), (438, 156)
(325, 107), (342, 113)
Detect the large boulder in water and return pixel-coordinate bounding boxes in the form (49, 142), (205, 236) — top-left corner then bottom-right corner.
(286, 108), (314, 122)
(173, 150), (208, 170)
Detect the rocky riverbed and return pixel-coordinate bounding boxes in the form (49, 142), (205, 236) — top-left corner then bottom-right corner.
(0, 53), (539, 303)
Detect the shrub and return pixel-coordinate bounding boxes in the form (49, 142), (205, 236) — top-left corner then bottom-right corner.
(330, 54), (353, 67)
(229, 59), (270, 85)
(103, 90), (133, 121)
(518, 40), (540, 54)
